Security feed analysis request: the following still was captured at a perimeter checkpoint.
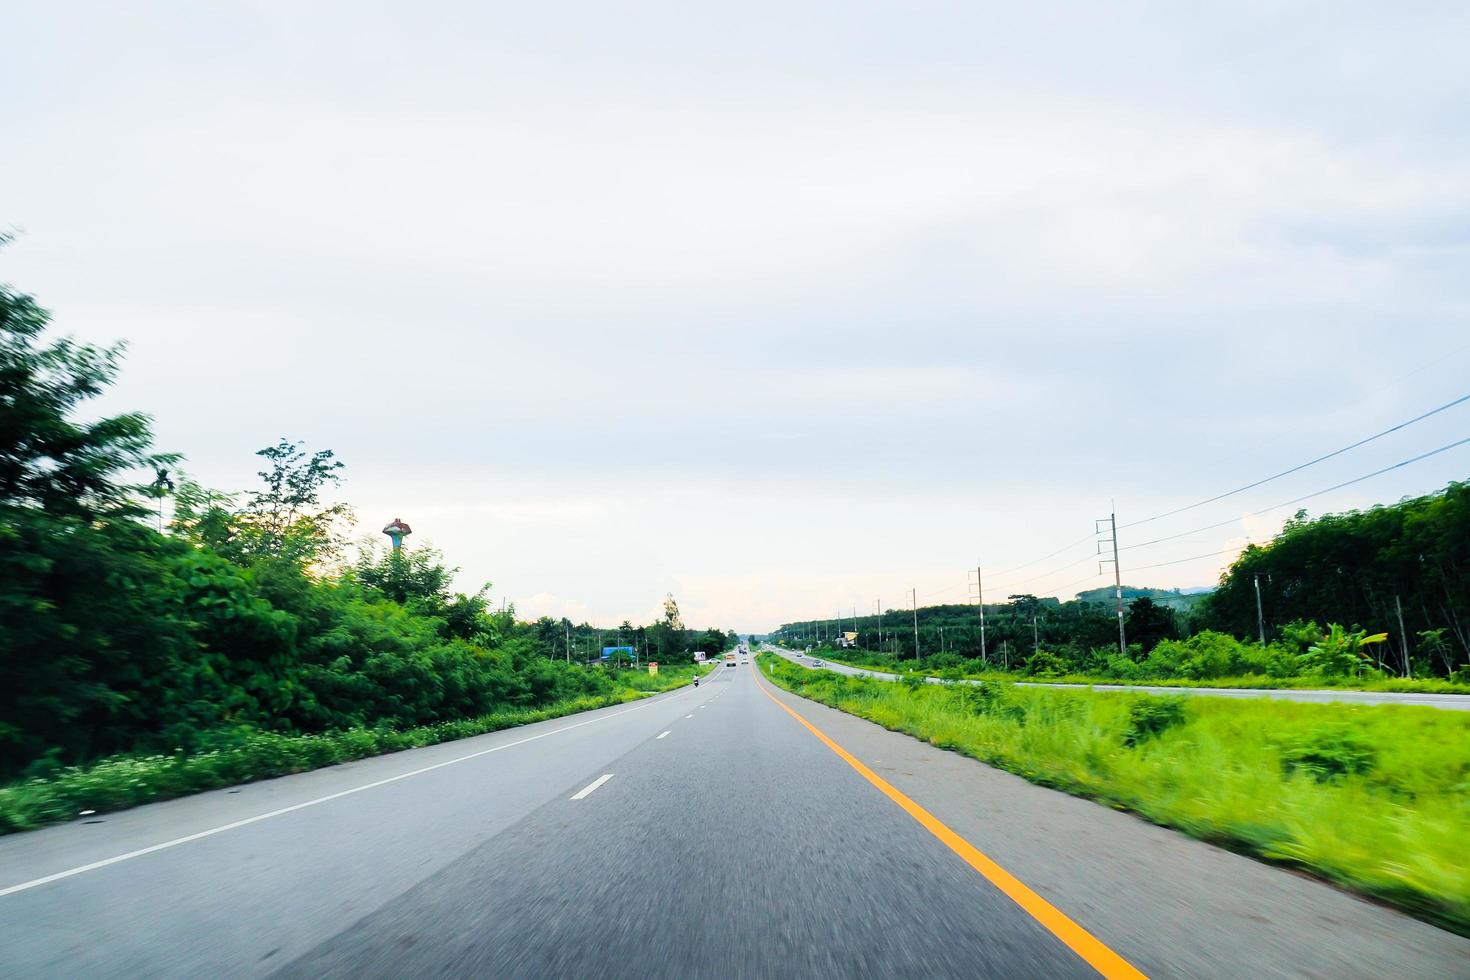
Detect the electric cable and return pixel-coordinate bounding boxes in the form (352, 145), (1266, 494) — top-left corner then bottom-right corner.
(1120, 393), (1470, 531)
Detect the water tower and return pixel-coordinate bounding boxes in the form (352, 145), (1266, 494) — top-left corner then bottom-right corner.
(382, 517), (413, 551)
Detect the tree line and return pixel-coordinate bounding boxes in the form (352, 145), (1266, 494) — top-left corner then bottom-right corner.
(0, 275), (731, 779)
(773, 484), (1470, 683)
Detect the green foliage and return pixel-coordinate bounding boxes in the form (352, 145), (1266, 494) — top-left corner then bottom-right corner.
(695, 627), (729, 656)
(1023, 649), (1067, 677)
(1201, 484), (1470, 676)
(1280, 726), (1377, 783)
(1123, 596), (1178, 653)
(0, 279), (173, 521)
(1122, 696), (1188, 747)
(191, 438), (353, 567)
(0, 665), (703, 835)
(779, 483), (1470, 681)
(760, 653), (1470, 934)
(0, 280), (734, 784)
(352, 541), (491, 642)
(1299, 624), (1389, 678)
(1139, 631), (1296, 680)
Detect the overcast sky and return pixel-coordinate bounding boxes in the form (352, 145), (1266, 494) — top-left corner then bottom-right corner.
(5, 2), (1469, 631)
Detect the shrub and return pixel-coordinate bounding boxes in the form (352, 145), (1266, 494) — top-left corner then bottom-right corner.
(950, 682), (1002, 715)
(1281, 726), (1378, 782)
(1024, 650), (1067, 677)
(1122, 696), (1188, 747)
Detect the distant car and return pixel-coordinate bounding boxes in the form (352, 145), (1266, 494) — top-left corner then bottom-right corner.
(811, 659), (824, 667)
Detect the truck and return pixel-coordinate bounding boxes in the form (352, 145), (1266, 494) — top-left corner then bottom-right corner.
(724, 652), (737, 667)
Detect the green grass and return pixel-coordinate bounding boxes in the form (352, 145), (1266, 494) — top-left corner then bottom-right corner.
(813, 652), (1470, 695)
(758, 652), (1470, 935)
(0, 664), (709, 835)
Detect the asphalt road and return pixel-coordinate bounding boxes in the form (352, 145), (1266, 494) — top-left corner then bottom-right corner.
(2, 661), (1467, 978)
(778, 649), (1470, 710)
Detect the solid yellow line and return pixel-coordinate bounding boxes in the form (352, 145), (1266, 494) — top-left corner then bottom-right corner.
(755, 669), (1147, 980)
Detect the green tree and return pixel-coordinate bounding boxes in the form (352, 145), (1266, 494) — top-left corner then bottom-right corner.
(1124, 597), (1177, 654)
(1200, 486), (1470, 675)
(650, 592), (690, 662)
(224, 439), (352, 566)
(0, 277), (194, 772)
(352, 541), (491, 642)
(0, 277), (172, 519)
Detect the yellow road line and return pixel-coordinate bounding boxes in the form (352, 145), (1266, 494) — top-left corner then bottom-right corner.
(755, 670), (1147, 980)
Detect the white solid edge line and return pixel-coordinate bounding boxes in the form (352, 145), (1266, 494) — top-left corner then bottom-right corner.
(0, 683), (696, 899)
(570, 774), (615, 800)
(656, 731), (671, 739)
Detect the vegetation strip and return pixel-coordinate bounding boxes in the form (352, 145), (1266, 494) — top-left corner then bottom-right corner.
(816, 653), (1470, 697)
(0, 670), (705, 836)
(758, 653), (1470, 936)
(754, 670), (1147, 980)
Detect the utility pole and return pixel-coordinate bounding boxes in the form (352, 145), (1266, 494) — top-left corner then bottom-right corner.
(910, 587), (920, 659)
(565, 620), (570, 663)
(875, 598), (882, 651)
(1032, 613), (1039, 654)
(975, 564), (987, 663)
(1097, 508), (1127, 657)
(1253, 573), (1266, 646)
(1395, 594), (1411, 678)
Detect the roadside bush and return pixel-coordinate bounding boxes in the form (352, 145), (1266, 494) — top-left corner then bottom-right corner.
(1280, 726), (1378, 782)
(1024, 649), (1067, 677)
(949, 682), (1002, 715)
(1122, 696), (1188, 747)
(1099, 653), (1148, 681)
(0, 668), (702, 834)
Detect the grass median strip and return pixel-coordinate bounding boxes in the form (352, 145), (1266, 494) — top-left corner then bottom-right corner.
(757, 652), (1470, 936)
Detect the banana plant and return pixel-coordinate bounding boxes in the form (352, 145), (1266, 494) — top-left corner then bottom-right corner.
(1299, 623), (1389, 676)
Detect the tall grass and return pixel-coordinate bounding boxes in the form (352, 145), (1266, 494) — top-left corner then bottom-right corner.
(817, 652), (1470, 694)
(0, 664), (707, 835)
(760, 653), (1470, 934)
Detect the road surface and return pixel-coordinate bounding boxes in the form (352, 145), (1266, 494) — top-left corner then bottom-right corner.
(775, 649), (1470, 710)
(2, 661), (1466, 978)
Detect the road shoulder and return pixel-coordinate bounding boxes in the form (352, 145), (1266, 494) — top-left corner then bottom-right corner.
(756, 669), (1470, 979)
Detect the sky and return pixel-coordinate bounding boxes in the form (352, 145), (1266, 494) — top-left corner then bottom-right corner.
(4, 2), (1470, 632)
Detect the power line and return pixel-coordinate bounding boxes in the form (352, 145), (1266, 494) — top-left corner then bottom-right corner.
(1120, 392), (1470, 531)
(782, 432), (1470, 632)
(919, 582), (967, 601)
(980, 394), (1469, 598)
(1118, 434), (1470, 554)
(992, 434), (1470, 605)
(1130, 547), (1242, 572)
(1053, 571), (1105, 596)
(988, 532), (1096, 578)
(993, 551), (1095, 590)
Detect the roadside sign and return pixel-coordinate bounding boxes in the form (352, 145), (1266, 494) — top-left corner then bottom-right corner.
(648, 662), (658, 675)
(601, 646), (635, 661)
